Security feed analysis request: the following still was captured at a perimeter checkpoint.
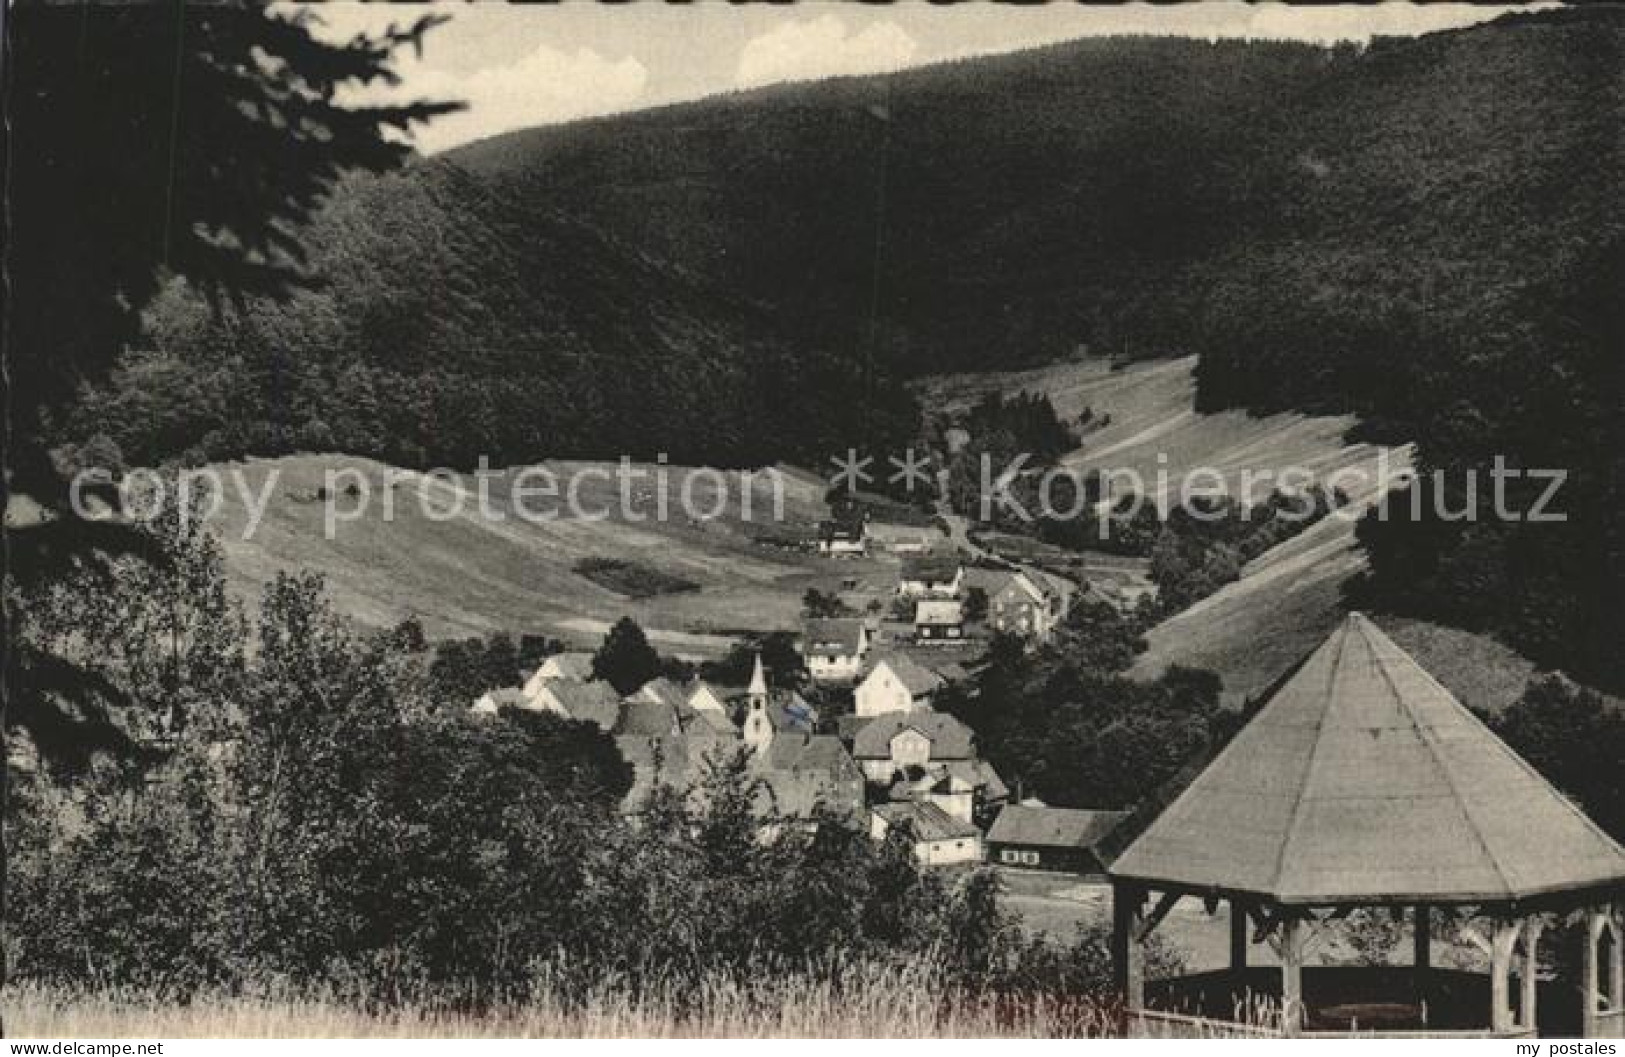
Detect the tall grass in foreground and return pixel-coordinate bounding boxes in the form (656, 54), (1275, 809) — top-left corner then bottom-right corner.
(5, 961), (1121, 1039)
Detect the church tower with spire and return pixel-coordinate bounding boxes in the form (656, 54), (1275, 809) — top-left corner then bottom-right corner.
(742, 652), (774, 753)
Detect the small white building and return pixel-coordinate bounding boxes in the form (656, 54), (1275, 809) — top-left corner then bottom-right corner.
(855, 655), (946, 717)
(870, 801), (982, 866)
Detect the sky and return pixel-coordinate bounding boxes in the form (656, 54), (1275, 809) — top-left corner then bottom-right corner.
(304, 2), (1542, 155)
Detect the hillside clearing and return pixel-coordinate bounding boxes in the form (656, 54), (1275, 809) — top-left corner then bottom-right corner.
(203, 454), (882, 652)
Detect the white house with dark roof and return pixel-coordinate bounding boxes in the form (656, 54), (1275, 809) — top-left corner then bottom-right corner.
(802, 617), (872, 684)
(855, 654), (945, 717)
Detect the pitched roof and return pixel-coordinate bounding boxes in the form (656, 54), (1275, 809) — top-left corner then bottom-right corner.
(476, 687), (527, 710)
(945, 758), (1010, 801)
(901, 552), (962, 583)
(852, 711), (975, 760)
(546, 680), (624, 730)
(757, 734), (864, 819)
(804, 618), (868, 657)
(1111, 613), (1625, 905)
(874, 801), (980, 843)
(994, 571), (1049, 606)
(638, 677), (690, 710)
(914, 598), (964, 626)
(987, 805), (1129, 849)
(615, 697), (683, 737)
(686, 707), (738, 737)
(867, 654), (947, 697)
(687, 680), (729, 713)
(767, 691), (819, 733)
(539, 652), (596, 681)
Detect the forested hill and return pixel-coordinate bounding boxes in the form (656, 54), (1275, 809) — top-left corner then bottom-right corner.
(78, 161), (916, 470)
(70, 8), (1624, 686)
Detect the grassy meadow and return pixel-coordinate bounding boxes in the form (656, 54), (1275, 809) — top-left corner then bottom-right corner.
(4, 965), (1119, 1039)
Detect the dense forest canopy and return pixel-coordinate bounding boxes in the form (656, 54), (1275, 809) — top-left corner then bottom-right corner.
(50, 8), (1625, 687)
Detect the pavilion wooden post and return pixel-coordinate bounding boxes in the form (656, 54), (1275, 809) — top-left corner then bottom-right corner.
(1279, 915), (1305, 1037)
(1230, 898), (1248, 977)
(1610, 909), (1624, 1022)
(1413, 903), (1432, 1002)
(1521, 917), (1543, 1032)
(1582, 909), (1606, 1038)
(1490, 918), (1522, 1035)
(1113, 881), (1145, 1016)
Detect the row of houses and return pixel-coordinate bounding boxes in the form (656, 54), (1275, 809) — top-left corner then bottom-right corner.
(474, 644), (1123, 873)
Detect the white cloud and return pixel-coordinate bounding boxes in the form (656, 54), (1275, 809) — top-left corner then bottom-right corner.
(735, 15), (918, 90)
(304, 2), (648, 154)
(394, 44), (648, 153)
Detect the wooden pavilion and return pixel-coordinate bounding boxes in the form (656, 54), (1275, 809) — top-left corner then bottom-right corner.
(1109, 614), (1625, 1038)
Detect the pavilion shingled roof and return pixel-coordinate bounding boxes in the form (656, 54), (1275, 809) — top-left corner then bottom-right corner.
(1110, 613), (1625, 906)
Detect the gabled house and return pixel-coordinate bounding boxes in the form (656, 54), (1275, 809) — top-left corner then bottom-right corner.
(530, 679), (624, 730)
(913, 597), (965, 644)
(802, 617), (872, 684)
(870, 801), (982, 866)
(522, 651), (596, 700)
(855, 654), (945, 717)
(851, 711), (976, 783)
(989, 571), (1069, 642)
(898, 553), (964, 599)
(816, 511), (868, 556)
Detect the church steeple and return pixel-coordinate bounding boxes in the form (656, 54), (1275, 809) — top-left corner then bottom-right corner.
(748, 651), (768, 706)
(743, 652), (773, 753)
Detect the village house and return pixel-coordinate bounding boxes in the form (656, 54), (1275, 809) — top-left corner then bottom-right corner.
(801, 617), (872, 684)
(816, 511), (868, 556)
(988, 570), (1070, 642)
(897, 552), (964, 599)
(984, 805), (1128, 876)
(529, 679), (624, 730)
(521, 651), (596, 699)
(855, 654), (945, 717)
(913, 597), (965, 644)
(870, 801), (982, 866)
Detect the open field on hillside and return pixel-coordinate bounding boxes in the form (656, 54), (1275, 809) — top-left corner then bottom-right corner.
(927, 356), (1551, 714)
(203, 454), (896, 653)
